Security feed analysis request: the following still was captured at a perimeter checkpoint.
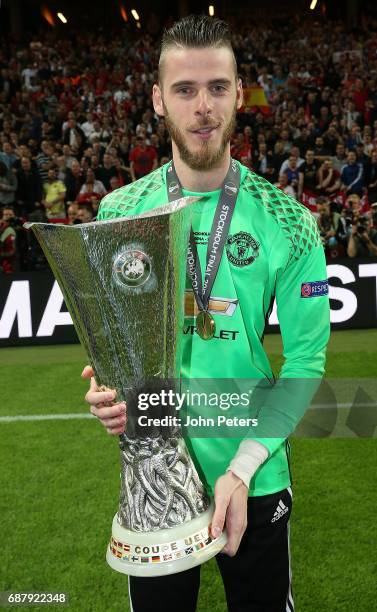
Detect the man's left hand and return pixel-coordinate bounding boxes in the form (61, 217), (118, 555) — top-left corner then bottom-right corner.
(211, 471), (248, 557)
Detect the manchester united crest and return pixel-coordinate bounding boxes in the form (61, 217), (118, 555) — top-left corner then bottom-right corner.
(226, 232), (260, 267)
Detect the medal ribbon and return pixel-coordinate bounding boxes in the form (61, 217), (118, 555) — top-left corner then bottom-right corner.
(166, 159), (240, 313)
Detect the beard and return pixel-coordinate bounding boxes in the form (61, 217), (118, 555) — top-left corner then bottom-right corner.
(163, 102), (237, 171)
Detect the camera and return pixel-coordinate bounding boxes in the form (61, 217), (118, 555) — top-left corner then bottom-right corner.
(357, 223), (368, 235)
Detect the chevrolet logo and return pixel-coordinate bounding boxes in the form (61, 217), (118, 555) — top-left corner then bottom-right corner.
(184, 291), (238, 317)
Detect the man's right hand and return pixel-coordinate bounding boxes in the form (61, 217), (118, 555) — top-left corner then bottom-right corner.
(82, 365), (127, 435)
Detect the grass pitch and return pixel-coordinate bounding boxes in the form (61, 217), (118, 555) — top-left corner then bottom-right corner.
(1, 329), (376, 611)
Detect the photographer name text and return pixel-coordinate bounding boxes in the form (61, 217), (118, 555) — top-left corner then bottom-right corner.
(137, 415), (259, 428)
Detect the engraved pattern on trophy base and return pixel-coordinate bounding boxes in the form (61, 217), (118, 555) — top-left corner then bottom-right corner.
(118, 434), (210, 531)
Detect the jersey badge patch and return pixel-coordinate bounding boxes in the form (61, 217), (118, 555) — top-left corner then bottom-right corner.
(226, 232), (259, 267)
(301, 280), (329, 298)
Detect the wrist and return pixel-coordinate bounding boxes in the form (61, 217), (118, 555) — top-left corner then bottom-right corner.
(227, 440), (269, 489)
(227, 469), (248, 489)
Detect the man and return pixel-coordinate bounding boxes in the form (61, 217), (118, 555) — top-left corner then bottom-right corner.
(347, 216), (377, 257)
(322, 123), (341, 156)
(340, 150), (364, 196)
(61, 144), (76, 170)
(81, 112), (96, 140)
(293, 126), (314, 157)
(62, 118), (86, 156)
(83, 15), (330, 612)
(78, 168), (106, 202)
(108, 176), (120, 192)
(54, 154), (68, 183)
(365, 149), (377, 203)
(274, 172), (296, 197)
(279, 128), (292, 153)
(0, 205), (17, 273)
(272, 139), (288, 175)
(312, 136), (331, 163)
(282, 155), (300, 196)
(13, 144), (35, 171)
(42, 167), (66, 220)
(64, 159), (84, 203)
(316, 196), (342, 256)
(0, 161), (17, 207)
(252, 141), (274, 178)
(317, 105), (331, 132)
(75, 203), (94, 224)
(129, 135), (158, 180)
(298, 149), (320, 209)
(278, 146), (304, 176)
(112, 156), (131, 187)
(0, 142), (17, 169)
(345, 193), (368, 218)
(354, 142), (370, 167)
(346, 124), (362, 150)
(317, 158), (341, 199)
(96, 152), (117, 190)
(36, 140), (54, 183)
(15, 156), (43, 216)
(331, 142), (347, 173)
(230, 132), (251, 162)
(67, 202), (79, 225)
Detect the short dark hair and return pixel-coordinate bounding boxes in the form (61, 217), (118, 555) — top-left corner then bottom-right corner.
(316, 196), (329, 205)
(2, 205), (15, 213)
(159, 14), (236, 82)
(78, 203), (93, 215)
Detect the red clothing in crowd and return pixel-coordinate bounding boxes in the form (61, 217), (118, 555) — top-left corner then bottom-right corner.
(130, 145), (157, 178)
(0, 222), (16, 274)
(353, 88), (369, 112)
(318, 167), (341, 197)
(230, 141), (252, 162)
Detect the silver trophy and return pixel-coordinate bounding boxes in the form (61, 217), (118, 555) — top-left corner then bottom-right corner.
(26, 198), (226, 577)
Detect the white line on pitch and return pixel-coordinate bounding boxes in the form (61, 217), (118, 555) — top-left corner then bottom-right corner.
(0, 413), (95, 422)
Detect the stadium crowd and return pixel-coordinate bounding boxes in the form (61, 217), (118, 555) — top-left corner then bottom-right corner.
(1, 15), (377, 273)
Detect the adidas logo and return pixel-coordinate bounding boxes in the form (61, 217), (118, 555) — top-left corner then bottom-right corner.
(271, 499), (289, 523)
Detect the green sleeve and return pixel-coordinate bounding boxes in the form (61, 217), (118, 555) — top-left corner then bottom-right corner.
(250, 221), (330, 456)
(276, 244), (330, 379)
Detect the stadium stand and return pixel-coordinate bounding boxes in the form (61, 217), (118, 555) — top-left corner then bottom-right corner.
(1, 15), (377, 271)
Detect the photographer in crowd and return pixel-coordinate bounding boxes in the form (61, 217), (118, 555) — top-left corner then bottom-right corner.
(347, 214), (377, 257)
(316, 196), (344, 257)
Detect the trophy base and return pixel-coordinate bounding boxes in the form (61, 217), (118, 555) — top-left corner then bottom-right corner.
(106, 500), (227, 577)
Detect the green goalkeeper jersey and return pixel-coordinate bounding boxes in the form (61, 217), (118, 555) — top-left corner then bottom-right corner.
(98, 161), (330, 497)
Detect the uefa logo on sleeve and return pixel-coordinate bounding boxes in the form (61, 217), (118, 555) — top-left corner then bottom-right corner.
(301, 283), (312, 297)
(301, 280), (329, 298)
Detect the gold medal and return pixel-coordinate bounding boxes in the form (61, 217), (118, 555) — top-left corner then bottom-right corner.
(196, 310), (216, 340)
